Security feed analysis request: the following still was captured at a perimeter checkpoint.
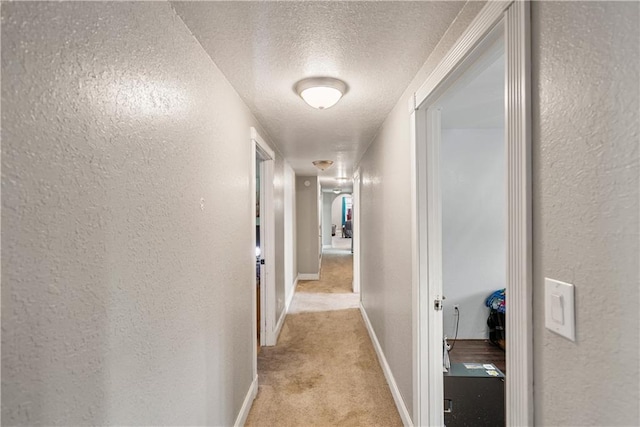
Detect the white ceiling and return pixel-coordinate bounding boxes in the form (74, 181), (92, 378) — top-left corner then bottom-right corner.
(171, 1), (466, 187)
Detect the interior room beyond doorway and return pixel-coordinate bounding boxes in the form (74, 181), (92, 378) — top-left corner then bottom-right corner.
(438, 36), (506, 374)
(332, 193), (352, 247)
(433, 30), (506, 427)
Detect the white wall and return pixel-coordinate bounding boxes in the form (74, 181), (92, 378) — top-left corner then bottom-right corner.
(357, 2), (486, 417)
(273, 156), (287, 317)
(1, 2), (282, 425)
(531, 2), (639, 424)
(284, 163), (297, 304)
(441, 129), (505, 340)
(318, 182), (323, 259)
(295, 176), (320, 276)
(321, 193), (336, 247)
(332, 195), (342, 227)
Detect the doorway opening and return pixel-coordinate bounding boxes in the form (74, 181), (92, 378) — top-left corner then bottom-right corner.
(331, 193), (352, 250)
(295, 185), (359, 310)
(436, 33), (506, 426)
(410, 2), (531, 425)
(302, 190), (353, 294)
(251, 127), (277, 382)
(255, 152), (262, 352)
(255, 147), (270, 351)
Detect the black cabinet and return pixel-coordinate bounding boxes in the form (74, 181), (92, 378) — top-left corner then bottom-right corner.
(443, 363), (505, 427)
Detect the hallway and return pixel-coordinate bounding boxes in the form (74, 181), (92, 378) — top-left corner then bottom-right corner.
(2, 2), (638, 425)
(297, 237), (353, 294)
(246, 238), (401, 426)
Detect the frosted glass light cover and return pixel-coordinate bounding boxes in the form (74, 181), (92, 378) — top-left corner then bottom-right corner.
(300, 86), (343, 109)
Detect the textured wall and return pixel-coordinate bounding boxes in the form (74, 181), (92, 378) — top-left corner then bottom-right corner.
(441, 129), (505, 340)
(357, 2), (487, 417)
(1, 2), (278, 425)
(531, 2), (640, 425)
(295, 176), (319, 275)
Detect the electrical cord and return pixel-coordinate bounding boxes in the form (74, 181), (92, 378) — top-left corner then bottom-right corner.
(449, 306), (460, 352)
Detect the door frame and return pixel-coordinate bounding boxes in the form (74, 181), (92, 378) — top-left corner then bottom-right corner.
(352, 170), (361, 294)
(251, 127), (277, 371)
(409, 1), (532, 425)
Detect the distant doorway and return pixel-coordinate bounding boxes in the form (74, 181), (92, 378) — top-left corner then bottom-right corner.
(331, 194), (352, 243)
(256, 153), (261, 352)
(251, 127), (277, 383)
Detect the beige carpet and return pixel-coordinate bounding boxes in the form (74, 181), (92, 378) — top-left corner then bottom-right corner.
(245, 309), (402, 427)
(297, 249), (353, 293)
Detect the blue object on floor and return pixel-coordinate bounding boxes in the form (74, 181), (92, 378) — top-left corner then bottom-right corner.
(485, 288), (506, 314)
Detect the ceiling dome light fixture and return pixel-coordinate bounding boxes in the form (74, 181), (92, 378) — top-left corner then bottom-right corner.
(295, 77), (347, 110)
(312, 160), (334, 171)
(333, 188), (342, 194)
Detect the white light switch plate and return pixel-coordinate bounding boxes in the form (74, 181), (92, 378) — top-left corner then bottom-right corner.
(545, 278), (575, 341)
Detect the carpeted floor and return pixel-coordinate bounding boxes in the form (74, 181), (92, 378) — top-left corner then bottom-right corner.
(288, 292), (360, 314)
(296, 248), (353, 293)
(245, 309), (402, 427)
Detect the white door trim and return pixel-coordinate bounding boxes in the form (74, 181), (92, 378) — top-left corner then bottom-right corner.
(251, 127), (278, 352)
(425, 106), (444, 426)
(409, 1), (532, 425)
(504, 3), (533, 424)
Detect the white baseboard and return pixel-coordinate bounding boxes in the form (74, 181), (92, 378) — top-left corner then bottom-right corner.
(273, 277), (300, 345)
(234, 374), (258, 427)
(286, 277), (299, 311)
(359, 304), (414, 427)
(271, 313), (285, 346)
(298, 273), (319, 280)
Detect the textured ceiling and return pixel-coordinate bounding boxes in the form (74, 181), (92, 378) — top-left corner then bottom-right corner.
(172, 1), (466, 186)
